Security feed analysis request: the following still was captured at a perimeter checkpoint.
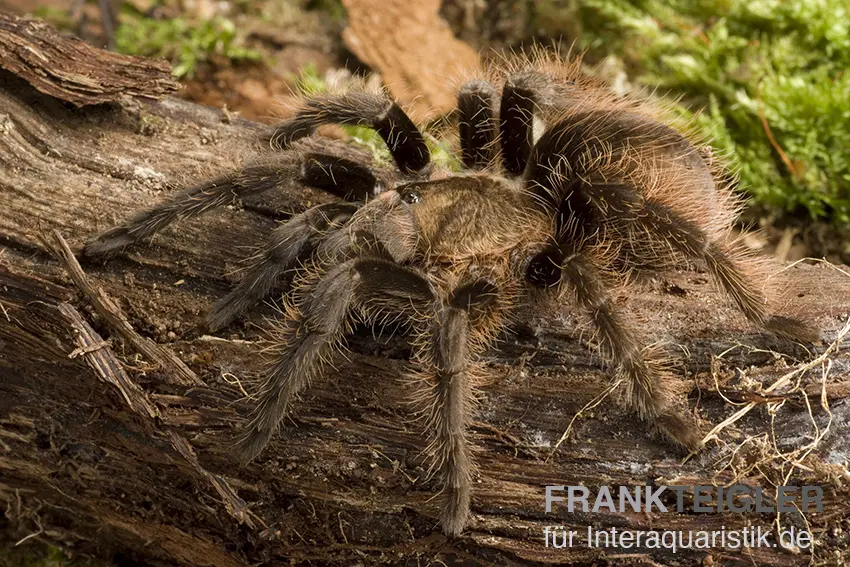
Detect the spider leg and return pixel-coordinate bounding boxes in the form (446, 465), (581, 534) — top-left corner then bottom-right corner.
(525, 113), (813, 342)
(532, 245), (702, 451)
(499, 72), (545, 175)
(457, 80), (498, 169)
(234, 256), (435, 464)
(266, 92), (430, 174)
(418, 279), (499, 536)
(563, 179), (813, 341)
(83, 152), (381, 257)
(629, 197), (815, 341)
(205, 202), (359, 332)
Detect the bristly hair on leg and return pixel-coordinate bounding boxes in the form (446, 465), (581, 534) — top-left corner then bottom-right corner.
(83, 48), (822, 540)
(206, 202), (359, 332)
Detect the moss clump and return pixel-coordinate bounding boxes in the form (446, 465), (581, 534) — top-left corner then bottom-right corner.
(31, 6), (74, 30)
(0, 541), (111, 567)
(576, 0), (850, 226)
(114, 12), (260, 78)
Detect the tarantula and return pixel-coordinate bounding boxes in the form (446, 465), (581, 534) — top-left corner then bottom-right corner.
(84, 53), (812, 536)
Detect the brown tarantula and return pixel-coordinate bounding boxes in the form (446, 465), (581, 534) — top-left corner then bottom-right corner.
(84, 53), (813, 536)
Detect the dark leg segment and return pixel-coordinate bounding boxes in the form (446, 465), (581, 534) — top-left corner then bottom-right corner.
(301, 153), (380, 200)
(266, 92), (430, 174)
(83, 153), (380, 258)
(457, 80), (498, 169)
(499, 81), (536, 175)
(234, 257), (435, 464)
(206, 203), (359, 331)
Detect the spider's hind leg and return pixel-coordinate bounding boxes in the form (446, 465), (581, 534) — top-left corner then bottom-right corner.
(610, 188), (815, 343)
(524, 111), (815, 344)
(531, 245), (703, 452)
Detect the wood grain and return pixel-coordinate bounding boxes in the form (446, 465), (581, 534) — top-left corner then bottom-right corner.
(0, 12), (180, 106)
(1, 69), (849, 566)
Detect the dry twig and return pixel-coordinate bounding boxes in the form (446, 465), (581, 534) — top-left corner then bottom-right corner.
(41, 229), (201, 385)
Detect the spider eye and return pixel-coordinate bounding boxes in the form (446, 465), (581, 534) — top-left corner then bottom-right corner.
(399, 187), (422, 204)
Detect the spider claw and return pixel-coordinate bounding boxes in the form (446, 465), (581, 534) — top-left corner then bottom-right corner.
(654, 411), (703, 454)
(765, 315), (820, 345)
(83, 227), (134, 258)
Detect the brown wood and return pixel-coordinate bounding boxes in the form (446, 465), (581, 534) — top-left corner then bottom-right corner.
(1, 68), (849, 566)
(0, 12), (180, 106)
(341, 0), (481, 122)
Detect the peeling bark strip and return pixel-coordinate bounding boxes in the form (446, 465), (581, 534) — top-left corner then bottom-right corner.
(58, 302), (161, 419)
(168, 432), (258, 529)
(0, 12), (180, 105)
(1, 72), (850, 564)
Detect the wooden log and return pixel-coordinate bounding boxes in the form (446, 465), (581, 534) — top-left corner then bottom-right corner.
(1, 67), (849, 566)
(0, 12), (180, 105)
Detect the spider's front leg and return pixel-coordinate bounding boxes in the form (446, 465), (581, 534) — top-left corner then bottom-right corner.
(457, 72), (547, 175)
(83, 152), (381, 258)
(457, 81), (498, 169)
(206, 201), (358, 331)
(234, 255), (436, 463)
(266, 91), (430, 174)
(415, 278), (501, 536)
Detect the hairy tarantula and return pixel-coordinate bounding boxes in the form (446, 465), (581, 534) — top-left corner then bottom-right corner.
(84, 53), (813, 536)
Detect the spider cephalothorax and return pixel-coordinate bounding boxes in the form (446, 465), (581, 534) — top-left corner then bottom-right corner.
(84, 51), (814, 536)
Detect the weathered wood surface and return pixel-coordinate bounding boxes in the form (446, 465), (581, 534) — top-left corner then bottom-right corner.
(0, 12), (180, 105)
(341, 0), (481, 122)
(1, 71), (850, 566)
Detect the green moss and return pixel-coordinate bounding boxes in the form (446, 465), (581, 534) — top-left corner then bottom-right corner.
(31, 6), (74, 30)
(574, 0), (850, 225)
(0, 542), (111, 567)
(293, 63), (333, 96)
(305, 0), (346, 22)
(114, 11), (261, 78)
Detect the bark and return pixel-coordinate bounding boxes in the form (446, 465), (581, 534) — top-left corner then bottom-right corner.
(0, 12), (180, 105)
(1, 68), (850, 566)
